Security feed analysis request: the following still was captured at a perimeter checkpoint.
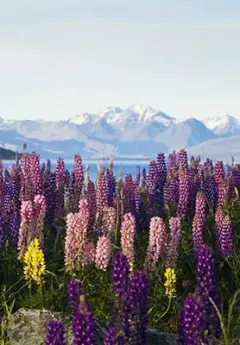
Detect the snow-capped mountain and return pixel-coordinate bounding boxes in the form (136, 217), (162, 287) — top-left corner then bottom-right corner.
(203, 114), (240, 137)
(0, 105), (239, 159)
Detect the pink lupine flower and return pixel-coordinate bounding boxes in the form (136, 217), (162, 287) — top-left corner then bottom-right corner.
(30, 152), (42, 196)
(83, 242), (96, 266)
(195, 192), (205, 221)
(18, 201), (34, 259)
(102, 206), (116, 237)
(33, 195), (46, 247)
(95, 235), (112, 271)
(65, 199), (90, 271)
(65, 213), (81, 271)
(192, 215), (205, 252)
(96, 172), (108, 216)
(120, 213), (136, 270)
(166, 217), (181, 268)
(145, 217), (168, 271)
(177, 170), (189, 219)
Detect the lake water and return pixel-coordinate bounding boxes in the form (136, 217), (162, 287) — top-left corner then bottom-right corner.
(2, 159), (150, 181)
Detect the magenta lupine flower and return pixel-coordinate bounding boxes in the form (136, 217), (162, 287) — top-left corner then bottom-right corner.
(177, 170), (189, 219)
(96, 171), (108, 225)
(83, 242), (96, 266)
(122, 174), (136, 214)
(72, 295), (95, 345)
(196, 246), (221, 338)
(218, 215), (234, 257)
(215, 160), (225, 186)
(104, 328), (124, 345)
(45, 320), (65, 345)
(178, 148), (188, 172)
(215, 207), (225, 251)
(145, 217), (168, 271)
(166, 217), (181, 268)
(120, 213), (136, 270)
(102, 206), (116, 237)
(87, 180), (96, 228)
(31, 152), (42, 196)
(73, 154), (84, 210)
(192, 216), (205, 253)
(68, 277), (82, 314)
(217, 179), (226, 208)
(195, 192), (206, 221)
(55, 157), (65, 218)
(95, 235), (112, 271)
(178, 294), (205, 345)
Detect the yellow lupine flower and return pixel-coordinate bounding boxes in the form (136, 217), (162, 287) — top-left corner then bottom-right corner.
(164, 268), (176, 297)
(23, 238), (45, 285)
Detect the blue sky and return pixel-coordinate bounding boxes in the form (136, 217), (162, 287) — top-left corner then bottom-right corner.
(1, 0), (240, 121)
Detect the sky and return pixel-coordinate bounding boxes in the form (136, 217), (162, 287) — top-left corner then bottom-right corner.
(1, 0), (240, 121)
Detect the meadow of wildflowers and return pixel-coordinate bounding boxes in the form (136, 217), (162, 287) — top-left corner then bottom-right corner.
(0, 150), (240, 344)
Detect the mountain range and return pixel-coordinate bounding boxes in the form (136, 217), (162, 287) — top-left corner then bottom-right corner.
(0, 105), (240, 161)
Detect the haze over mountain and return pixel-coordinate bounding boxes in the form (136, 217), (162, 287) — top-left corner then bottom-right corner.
(0, 105), (240, 160)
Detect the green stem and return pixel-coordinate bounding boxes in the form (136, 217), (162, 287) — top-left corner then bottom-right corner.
(209, 297), (229, 345)
(155, 297), (172, 322)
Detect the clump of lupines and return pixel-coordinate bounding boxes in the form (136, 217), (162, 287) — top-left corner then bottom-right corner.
(196, 245), (221, 339)
(178, 294), (205, 345)
(95, 235), (112, 271)
(166, 217), (181, 268)
(45, 320), (65, 345)
(145, 217), (168, 271)
(120, 213), (136, 271)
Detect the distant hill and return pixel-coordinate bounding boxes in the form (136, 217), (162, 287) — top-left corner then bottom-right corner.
(0, 147), (19, 160)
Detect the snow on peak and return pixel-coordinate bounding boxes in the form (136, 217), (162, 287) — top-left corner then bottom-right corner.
(99, 105), (123, 117)
(203, 114), (240, 133)
(68, 112), (96, 125)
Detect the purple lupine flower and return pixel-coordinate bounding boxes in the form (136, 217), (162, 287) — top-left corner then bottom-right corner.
(141, 168), (146, 188)
(72, 295), (95, 345)
(227, 168), (236, 202)
(164, 167), (179, 207)
(44, 172), (56, 225)
(104, 328), (124, 345)
(166, 217), (181, 268)
(177, 170), (189, 219)
(134, 187), (145, 231)
(219, 215), (234, 257)
(156, 153), (167, 186)
(217, 179), (226, 208)
(0, 213), (4, 247)
(135, 166), (141, 186)
(196, 246), (221, 339)
(122, 174), (136, 214)
(178, 148), (188, 172)
(112, 253), (130, 337)
(73, 154), (84, 210)
(215, 160), (225, 186)
(68, 277), (82, 314)
(146, 160), (158, 209)
(192, 216), (205, 253)
(112, 253), (130, 297)
(8, 206), (20, 247)
(45, 320), (65, 345)
(55, 157), (65, 218)
(178, 294), (205, 345)
(106, 168), (116, 207)
(202, 166), (216, 208)
(87, 180), (96, 228)
(127, 271), (148, 345)
(195, 192), (205, 220)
